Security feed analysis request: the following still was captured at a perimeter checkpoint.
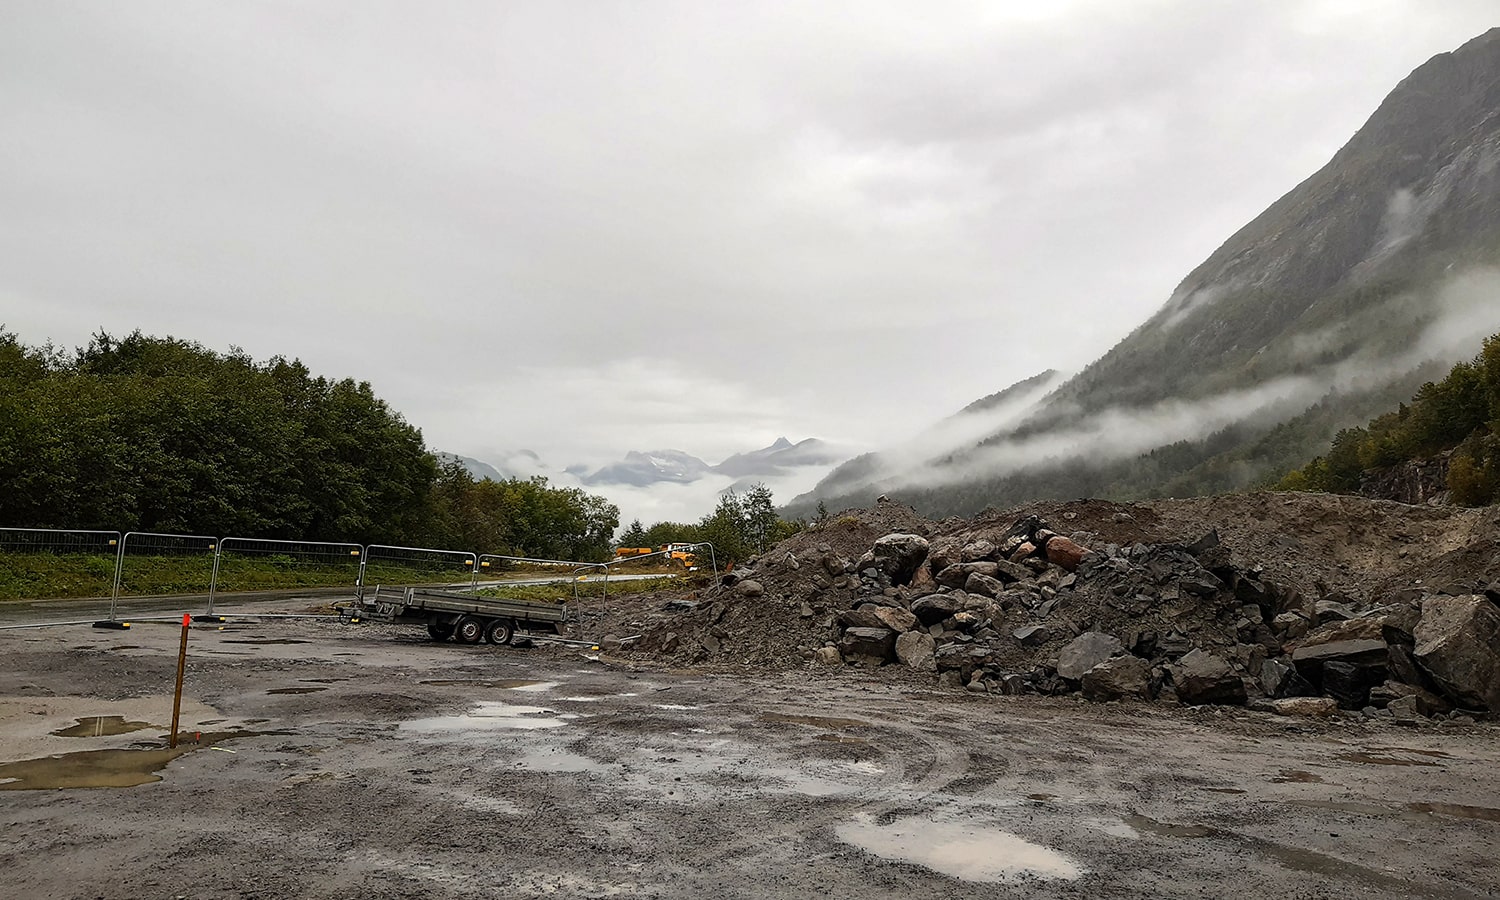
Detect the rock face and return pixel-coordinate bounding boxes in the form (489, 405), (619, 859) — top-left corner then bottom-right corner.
(1081, 655), (1151, 701)
(1056, 632), (1123, 680)
(1413, 594), (1500, 711)
(1169, 650), (1246, 706)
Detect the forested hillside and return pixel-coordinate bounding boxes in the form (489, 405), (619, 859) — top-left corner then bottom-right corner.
(0, 330), (618, 557)
(1280, 333), (1500, 505)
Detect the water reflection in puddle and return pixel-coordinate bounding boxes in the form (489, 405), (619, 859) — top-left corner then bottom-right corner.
(51, 716), (156, 738)
(401, 702), (574, 732)
(268, 687), (326, 695)
(0, 731), (272, 790)
(837, 816), (1082, 883)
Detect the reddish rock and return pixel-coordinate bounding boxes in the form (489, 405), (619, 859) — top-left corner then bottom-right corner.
(1044, 536), (1088, 571)
(1009, 542), (1037, 562)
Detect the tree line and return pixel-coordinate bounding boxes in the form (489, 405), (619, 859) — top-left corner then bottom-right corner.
(1279, 333), (1500, 504)
(616, 483), (803, 565)
(0, 329), (620, 558)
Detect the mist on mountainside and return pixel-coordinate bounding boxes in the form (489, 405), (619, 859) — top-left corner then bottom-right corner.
(789, 27), (1500, 519)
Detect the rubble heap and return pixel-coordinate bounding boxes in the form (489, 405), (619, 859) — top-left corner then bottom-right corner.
(625, 501), (1500, 722)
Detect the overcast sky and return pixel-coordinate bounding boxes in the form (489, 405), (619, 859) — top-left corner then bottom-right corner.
(3, 1), (1497, 512)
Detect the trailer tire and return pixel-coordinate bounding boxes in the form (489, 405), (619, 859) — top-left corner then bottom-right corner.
(453, 616), (484, 645)
(426, 619), (454, 641)
(485, 619), (515, 645)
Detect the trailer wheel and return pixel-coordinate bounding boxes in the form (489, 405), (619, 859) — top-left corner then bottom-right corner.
(453, 616), (484, 645)
(426, 619), (454, 641)
(485, 618), (515, 645)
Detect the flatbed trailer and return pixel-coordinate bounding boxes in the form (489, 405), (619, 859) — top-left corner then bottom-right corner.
(365, 586), (573, 645)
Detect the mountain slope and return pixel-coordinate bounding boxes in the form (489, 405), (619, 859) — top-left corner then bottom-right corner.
(793, 28), (1500, 518)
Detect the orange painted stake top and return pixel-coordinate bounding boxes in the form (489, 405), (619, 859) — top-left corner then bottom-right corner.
(182, 614), (191, 626)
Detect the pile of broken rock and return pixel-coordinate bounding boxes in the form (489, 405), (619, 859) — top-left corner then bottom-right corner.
(810, 515), (1500, 721)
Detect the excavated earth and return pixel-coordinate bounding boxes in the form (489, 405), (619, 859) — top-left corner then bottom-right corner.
(1, 491), (1498, 898)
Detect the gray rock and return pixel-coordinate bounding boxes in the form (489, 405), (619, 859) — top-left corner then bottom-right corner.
(964, 572), (1006, 599)
(1314, 599), (1357, 623)
(1013, 625), (1051, 646)
(960, 540), (997, 563)
(895, 631), (937, 671)
(873, 606), (919, 634)
(1169, 649), (1247, 706)
(838, 627), (896, 667)
(1413, 594), (1500, 711)
(734, 580), (765, 598)
(1269, 697), (1338, 717)
(868, 533), (931, 585)
(1056, 631), (1123, 680)
(1290, 638), (1388, 674)
(837, 605), (887, 630)
(1259, 658), (1315, 698)
(1081, 655), (1151, 701)
(935, 562), (999, 588)
(1272, 611), (1310, 640)
(911, 593), (963, 625)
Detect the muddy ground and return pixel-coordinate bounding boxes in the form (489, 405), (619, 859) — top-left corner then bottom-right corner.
(1, 606), (1497, 900)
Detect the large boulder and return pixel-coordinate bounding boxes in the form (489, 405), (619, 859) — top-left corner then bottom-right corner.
(1081, 655), (1151, 701)
(895, 631), (937, 671)
(911, 593), (963, 625)
(1169, 649), (1247, 706)
(1413, 594), (1500, 711)
(1259, 658), (1315, 699)
(838, 627), (896, 667)
(1056, 632), (1123, 680)
(867, 534), (931, 585)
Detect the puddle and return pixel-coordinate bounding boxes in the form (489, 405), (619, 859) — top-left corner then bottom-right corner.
(1027, 793), (1057, 802)
(1367, 746), (1451, 759)
(51, 716), (156, 738)
(513, 747), (611, 774)
(0, 731), (271, 790)
(760, 713), (869, 729)
(400, 702), (574, 732)
(1202, 787), (1247, 794)
(417, 679), (555, 691)
(222, 639), (310, 646)
(814, 733), (867, 744)
(557, 696), (604, 703)
(1338, 752), (1440, 768)
(1271, 770), (1322, 783)
(1124, 815), (1213, 838)
(506, 681), (559, 693)
(655, 704), (699, 711)
(837, 816), (1081, 883)
(1409, 801), (1500, 822)
(268, 687), (326, 695)
(300, 678), (349, 684)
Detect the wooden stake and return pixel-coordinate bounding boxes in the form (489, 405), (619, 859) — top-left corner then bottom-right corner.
(169, 613), (190, 748)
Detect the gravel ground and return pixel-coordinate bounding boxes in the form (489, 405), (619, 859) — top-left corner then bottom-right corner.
(1, 611), (1498, 899)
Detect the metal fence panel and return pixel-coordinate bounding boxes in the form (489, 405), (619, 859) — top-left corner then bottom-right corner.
(361, 545), (476, 597)
(110, 531), (218, 620)
(209, 537), (364, 614)
(0, 527), (122, 601)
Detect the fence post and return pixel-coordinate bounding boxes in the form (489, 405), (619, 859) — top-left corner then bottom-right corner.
(207, 541), (224, 616)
